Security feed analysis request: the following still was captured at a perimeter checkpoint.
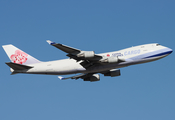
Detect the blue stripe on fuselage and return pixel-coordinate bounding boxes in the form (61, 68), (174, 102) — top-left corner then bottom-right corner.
(143, 50), (172, 59)
(126, 48), (173, 61)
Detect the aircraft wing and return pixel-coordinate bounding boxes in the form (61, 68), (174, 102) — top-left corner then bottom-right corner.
(47, 40), (102, 62)
(58, 73), (87, 80)
(58, 69), (121, 82)
(47, 40), (81, 54)
(58, 73), (100, 82)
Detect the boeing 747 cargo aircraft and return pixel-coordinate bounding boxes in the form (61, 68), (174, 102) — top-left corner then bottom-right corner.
(2, 40), (173, 82)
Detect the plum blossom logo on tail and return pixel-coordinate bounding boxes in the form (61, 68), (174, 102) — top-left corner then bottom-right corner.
(10, 50), (28, 64)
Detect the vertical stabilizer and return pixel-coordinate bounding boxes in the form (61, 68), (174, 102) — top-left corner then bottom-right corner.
(2, 44), (41, 65)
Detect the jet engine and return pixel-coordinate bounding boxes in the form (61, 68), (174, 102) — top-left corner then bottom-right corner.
(104, 69), (121, 77)
(84, 74), (100, 82)
(77, 51), (95, 58)
(100, 57), (119, 63)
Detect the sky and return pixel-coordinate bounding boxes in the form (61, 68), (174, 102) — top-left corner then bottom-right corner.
(0, 0), (175, 120)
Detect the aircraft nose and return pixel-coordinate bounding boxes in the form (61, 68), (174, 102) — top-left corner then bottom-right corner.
(166, 47), (173, 54)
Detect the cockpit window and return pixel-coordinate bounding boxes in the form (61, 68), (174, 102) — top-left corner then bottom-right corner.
(156, 44), (160, 46)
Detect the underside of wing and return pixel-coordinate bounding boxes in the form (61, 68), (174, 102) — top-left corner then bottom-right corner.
(58, 73), (100, 82)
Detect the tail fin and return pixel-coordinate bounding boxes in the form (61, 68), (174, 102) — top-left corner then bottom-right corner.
(2, 44), (41, 65)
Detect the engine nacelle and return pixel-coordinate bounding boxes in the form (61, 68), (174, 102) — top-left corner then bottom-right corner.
(100, 57), (119, 63)
(104, 69), (121, 77)
(77, 51), (95, 58)
(84, 74), (100, 82)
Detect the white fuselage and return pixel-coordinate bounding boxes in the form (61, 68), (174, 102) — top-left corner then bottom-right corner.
(13, 43), (172, 75)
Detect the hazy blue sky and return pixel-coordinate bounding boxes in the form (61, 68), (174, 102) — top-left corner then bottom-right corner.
(0, 0), (175, 120)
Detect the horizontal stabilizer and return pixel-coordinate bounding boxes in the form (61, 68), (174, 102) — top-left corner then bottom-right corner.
(5, 62), (33, 70)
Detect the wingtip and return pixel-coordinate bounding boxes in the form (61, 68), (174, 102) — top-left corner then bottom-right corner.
(46, 40), (56, 45)
(58, 76), (65, 80)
